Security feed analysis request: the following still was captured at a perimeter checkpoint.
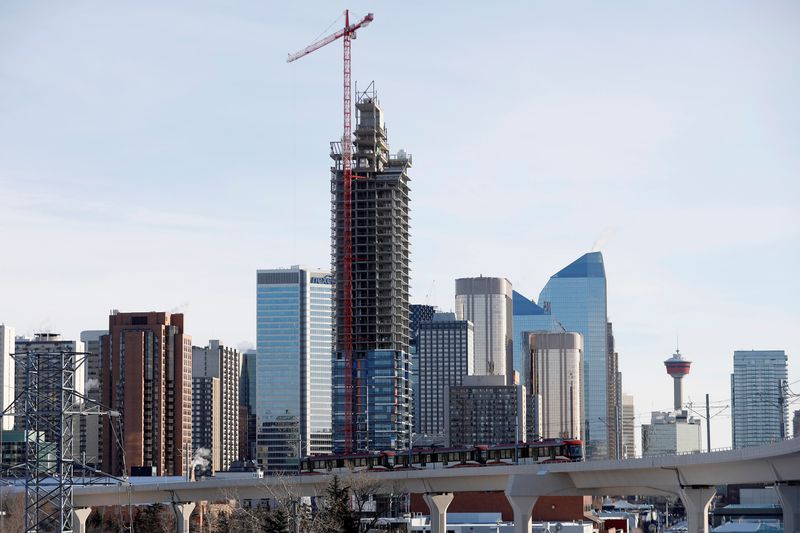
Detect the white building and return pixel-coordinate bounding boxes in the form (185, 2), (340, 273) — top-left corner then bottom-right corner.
(641, 410), (702, 456)
(0, 325), (15, 431)
(455, 276), (513, 383)
(192, 339), (241, 471)
(622, 393), (636, 458)
(80, 329), (106, 468)
(524, 331), (583, 440)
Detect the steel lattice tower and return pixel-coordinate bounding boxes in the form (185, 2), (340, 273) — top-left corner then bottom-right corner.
(14, 350), (83, 533)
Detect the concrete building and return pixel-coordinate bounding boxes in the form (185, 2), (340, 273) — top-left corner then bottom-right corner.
(257, 266), (333, 471)
(622, 393), (635, 458)
(511, 291), (564, 377)
(731, 350), (789, 448)
(641, 410), (702, 456)
(664, 349), (692, 411)
(192, 340), (240, 471)
(417, 312), (474, 442)
(445, 375), (525, 447)
(192, 376), (220, 474)
(525, 332), (583, 441)
(80, 329), (107, 468)
(455, 276), (513, 383)
(0, 324), (14, 431)
(100, 311), (192, 477)
(539, 252), (610, 459)
(410, 304), (437, 435)
(331, 85), (413, 453)
(14, 333), (86, 460)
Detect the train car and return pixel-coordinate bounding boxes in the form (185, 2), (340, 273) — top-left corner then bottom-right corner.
(300, 439), (583, 475)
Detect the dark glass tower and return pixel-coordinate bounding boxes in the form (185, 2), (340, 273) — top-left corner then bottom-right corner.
(331, 84), (412, 452)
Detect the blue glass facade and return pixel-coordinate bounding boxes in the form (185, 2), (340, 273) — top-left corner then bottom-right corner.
(256, 267), (332, 472)
(333, 349), (412, 451)
(511, 290), (564, 377)
(538, 252), (609, 459)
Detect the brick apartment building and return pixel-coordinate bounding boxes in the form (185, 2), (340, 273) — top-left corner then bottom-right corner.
(101, 311), (192, 476)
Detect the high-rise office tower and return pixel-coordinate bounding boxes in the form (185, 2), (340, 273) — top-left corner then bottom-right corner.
(257, 266), (333, 470)
(525, 332), (583, 441)
(417, 312), (474, 442)
(511, 291), (564, 377)
(0, 325), (14, 431)
(239, 348), (257, 461)
(731, 350), (788, 448)
(622, 393), (635, 458)
(14, 333), (86, 458)
(331, 86), (412, 453)
(410, 304), (436, 435)
(445, 375), (526, 447)
(80, 329), (107, 468)
(192, 376), (220, 473)
(538, 252), (609, 459)
(455, 276), (513, 383)
(192, 340), (240, 471)
(100, 311), (192, 477)
(606, 322), (623, 460)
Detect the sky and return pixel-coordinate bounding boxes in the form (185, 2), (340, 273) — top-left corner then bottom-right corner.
(1, 1), (798, 450)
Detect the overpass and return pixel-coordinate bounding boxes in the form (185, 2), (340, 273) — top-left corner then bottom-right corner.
(69, 438), (800, 533)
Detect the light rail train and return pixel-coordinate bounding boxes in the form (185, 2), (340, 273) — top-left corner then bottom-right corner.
(301, 439), (583, 474)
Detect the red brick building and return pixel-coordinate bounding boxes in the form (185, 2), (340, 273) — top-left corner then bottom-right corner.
(101, 312), (192, 476)
(411, 492), (593, 522)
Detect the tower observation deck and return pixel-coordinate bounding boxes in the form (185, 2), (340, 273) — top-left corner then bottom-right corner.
(664, 349), (692, 411)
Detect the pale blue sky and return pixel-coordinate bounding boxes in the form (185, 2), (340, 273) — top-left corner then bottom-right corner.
(1, 1), (798, 448)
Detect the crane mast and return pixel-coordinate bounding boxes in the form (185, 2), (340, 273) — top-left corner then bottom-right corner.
(287, 10), (373, 454)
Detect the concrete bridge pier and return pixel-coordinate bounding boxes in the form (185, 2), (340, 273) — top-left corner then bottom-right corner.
(172, 502), (196, 533)
(679, 486), (716, 533)
(506, 495), (538, 533)
(776, 482), (800, 533)
(423, 492), (454, 533)
(72, 507), (92, 533)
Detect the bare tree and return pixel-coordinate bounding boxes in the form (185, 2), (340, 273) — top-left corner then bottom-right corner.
(0, 489), (25, 533)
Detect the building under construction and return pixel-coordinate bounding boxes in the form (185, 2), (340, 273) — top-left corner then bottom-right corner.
(331, 84), (412, 453)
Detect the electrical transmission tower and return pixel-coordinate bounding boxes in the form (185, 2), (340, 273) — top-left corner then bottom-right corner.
(4, 349), (112, 533)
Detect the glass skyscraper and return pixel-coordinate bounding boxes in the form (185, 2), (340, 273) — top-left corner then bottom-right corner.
(731, 350), (788, 448)
(256, 266), (333, 472)
(511, 290), (565, 376)
(538, 252), (609, 459)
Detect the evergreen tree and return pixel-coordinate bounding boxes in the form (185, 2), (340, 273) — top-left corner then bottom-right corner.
(322, 475), (358, 533)
(262, 508), (290, 533)
(134, 503), (169, 533)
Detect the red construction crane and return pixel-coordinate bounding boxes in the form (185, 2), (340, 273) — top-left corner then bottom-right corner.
(287, 10), (374, 453)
